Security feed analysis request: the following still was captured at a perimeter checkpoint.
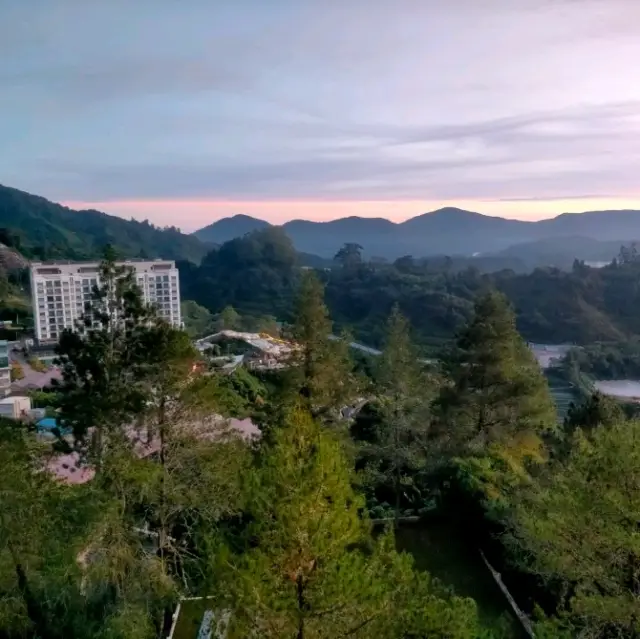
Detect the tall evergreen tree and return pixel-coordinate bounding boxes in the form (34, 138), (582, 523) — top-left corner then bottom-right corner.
(211, 407), (481, 638)
(510, 419), (640, 637)
(354, 306), (434, 522)
(437, 291), (557, 504)
(52, 246), (158, 452)
(130, 323), (251, 583)
(288, 270), (358, 419)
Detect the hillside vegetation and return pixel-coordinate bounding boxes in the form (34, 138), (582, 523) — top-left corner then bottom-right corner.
(4, 253), (639, 638)
(181, 228), (640, 351)
(0, 184), (208, 262)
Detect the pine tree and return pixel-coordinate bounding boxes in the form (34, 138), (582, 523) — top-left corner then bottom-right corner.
(212, 407), (481, 638)
(510, 419), (640, 637)
(356, 306), (434, 522)
(0, 419), (53, 636)
(131, 323), (251, 581)
(53, 246), (160, 454)
(437, 291), (557, 504)
(288, 270), (358, 419)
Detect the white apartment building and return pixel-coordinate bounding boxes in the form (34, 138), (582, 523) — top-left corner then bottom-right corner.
(30, 260), (182, 343)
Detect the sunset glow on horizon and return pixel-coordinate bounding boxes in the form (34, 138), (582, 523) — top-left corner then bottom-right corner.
(62, 197), (640, 232)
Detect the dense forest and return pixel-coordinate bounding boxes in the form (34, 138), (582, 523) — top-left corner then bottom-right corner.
(5, 184), (640, 352)
(180, 227), (640, 350)
(0, 185), (208, 262)
(2, 249), (639, 638)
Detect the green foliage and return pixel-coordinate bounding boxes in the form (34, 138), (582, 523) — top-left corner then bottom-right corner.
(181, 227), (299, 318)
(288, 271), (359, 419)
(354, 307), (436, 519)
(0, 420), (121, 638)
(0, 184), (207, 262)
(180, 300), (214, 338)
(27, 356), (47, 372)
(215, 367), (267, 416)
(563, 391), (625, 437)
(13, 220), (640, 637)
(29, 389), (60, 409)
(211, 408), (482, 638)
(217, 305), (240, 331)
(436, 292), (558, 507)
(564, 339), (640, 380)
(180, 236), (640, 350)
(10, 362), (23, 381)
(0, 267), (9, 301)
(510, 419), (640, 637)
(52, 249), (162, 446)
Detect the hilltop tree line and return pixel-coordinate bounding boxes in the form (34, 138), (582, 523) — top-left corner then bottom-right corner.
(0, 184), (207, 263)
(179, 228), (640, 350)
(1, 247), (639, 637)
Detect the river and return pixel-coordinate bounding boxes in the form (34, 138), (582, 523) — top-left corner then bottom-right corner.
(593, 379), (640, 400)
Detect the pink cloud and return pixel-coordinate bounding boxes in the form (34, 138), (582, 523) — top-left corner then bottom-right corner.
(62, 197), (640, 232)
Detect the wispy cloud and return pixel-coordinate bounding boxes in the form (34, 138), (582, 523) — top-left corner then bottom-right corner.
(1, 0), (640, 221)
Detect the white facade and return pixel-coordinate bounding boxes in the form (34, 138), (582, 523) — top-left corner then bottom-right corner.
(30, 260), (182, 343)
(0, 395), (31, 419)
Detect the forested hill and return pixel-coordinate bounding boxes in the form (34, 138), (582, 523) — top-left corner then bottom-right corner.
(181, 228), (640, 350)
(0, 184), (209, 263)
(194, 207), (640, 260)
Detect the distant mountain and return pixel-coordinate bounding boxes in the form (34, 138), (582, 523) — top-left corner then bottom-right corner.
(194, 214), (271, 244)
(193, 207), (640, 260)
(0, 184), (208, 263)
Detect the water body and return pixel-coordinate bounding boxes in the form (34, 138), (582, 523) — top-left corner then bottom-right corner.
(528, 344), (575, 419)
(594, 380), (640, 400)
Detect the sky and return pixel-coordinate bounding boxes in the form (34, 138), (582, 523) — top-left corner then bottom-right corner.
(2, 0), (640, 231)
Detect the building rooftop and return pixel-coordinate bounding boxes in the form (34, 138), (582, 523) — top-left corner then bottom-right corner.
(30, 258), (173, 266)
(196, 330), (295, 358)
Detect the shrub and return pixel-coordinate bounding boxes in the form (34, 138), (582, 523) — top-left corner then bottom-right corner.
(27, 357), (47, 373)
(10, 362), (24, 381)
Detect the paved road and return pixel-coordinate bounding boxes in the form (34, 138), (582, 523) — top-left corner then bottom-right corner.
(10, 348), (61, 390)
(329, 335), (435, 364)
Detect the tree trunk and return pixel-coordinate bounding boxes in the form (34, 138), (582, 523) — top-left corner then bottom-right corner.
(8, 539), (50, 638)
(393, 406), (401, 528)
(296, 574), (305, 639)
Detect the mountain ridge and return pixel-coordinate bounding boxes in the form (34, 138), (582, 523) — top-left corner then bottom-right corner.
(1, 182), (638, 266)
(193, 206), (640, 259)
(0, 184), (209, 263)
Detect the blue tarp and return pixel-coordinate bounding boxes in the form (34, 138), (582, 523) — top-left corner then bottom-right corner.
(36, 418), (71, 435)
